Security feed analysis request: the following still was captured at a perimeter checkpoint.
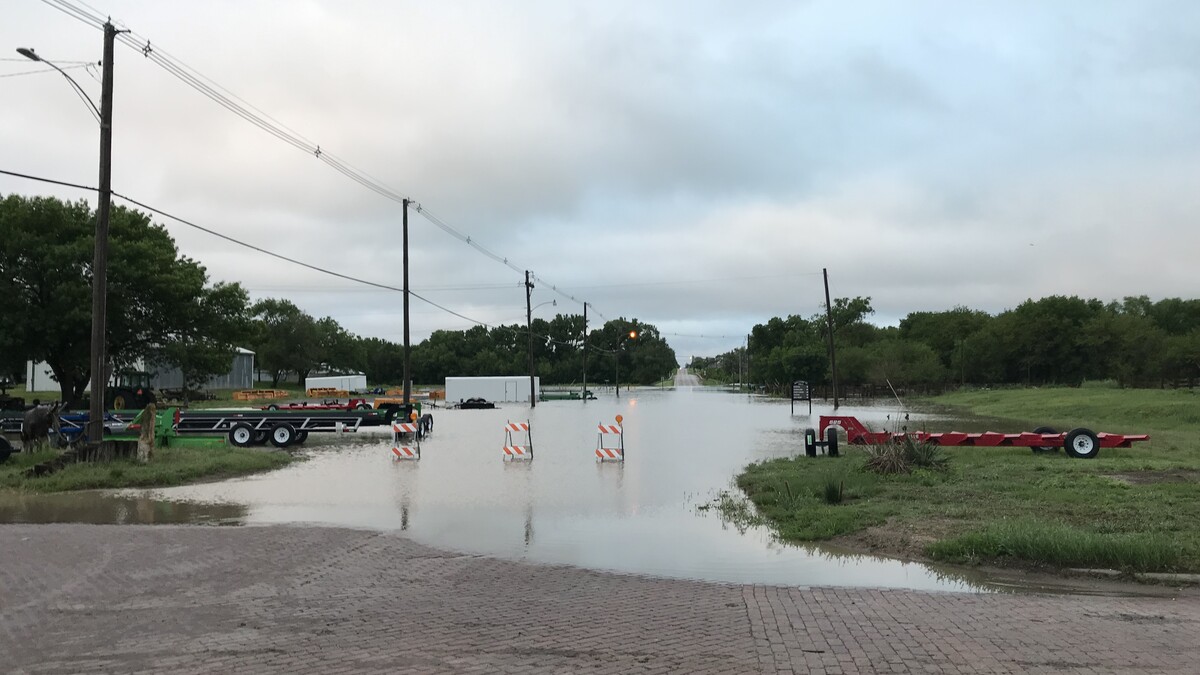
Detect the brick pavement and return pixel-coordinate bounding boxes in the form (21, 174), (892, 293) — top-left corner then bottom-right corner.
(1, 524), (1197, 674)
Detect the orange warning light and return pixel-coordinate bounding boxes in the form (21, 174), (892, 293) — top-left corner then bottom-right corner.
(615, 415), (623, 424)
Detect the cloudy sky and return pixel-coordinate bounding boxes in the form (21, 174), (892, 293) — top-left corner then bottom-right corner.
(2, 1), (1198, 363)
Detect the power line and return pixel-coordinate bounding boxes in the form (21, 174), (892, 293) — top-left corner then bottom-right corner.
(39, 0), (609, 317)
(0, 63), (91, 78)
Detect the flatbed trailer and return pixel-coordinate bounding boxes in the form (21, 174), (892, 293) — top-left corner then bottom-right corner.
(175, 408), (394, 447)
(812, 415), (1149, 460)
(1, 407), (397, 449)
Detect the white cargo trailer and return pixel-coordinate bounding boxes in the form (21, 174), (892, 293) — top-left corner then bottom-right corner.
(305, 374), (368, 392)
(445, 376), (540, 404)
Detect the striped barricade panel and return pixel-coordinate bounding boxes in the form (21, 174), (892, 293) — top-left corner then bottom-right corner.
(598, 424), (622, 434)
(392, 423), (419, 434)
(503, 445), (531, 460)
(595, 447), (623, 461)
(504, 422), (530, 433)
(392, 446), (419, 460)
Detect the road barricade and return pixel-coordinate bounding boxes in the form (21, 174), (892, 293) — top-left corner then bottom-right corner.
(392, 422), (421, 460)
(595, 416), (624, 462)
(503, 421), (533, 461)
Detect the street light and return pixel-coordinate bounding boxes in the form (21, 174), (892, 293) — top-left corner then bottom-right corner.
(19, 21), (118, 447)
(615, 330), (637, 397)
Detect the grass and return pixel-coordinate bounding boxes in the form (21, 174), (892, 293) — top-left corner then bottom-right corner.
(0, 444), (295, 493)
(733, 387), (1200, 573)
(928, 520), (1184, 572)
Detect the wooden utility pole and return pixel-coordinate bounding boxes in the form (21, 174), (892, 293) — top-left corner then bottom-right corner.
(823, 268), (839, 410)
(581, 302), (588, 402)
(402, 199), (411, 411)
(88, 22), (116, 444)
(526, 270), (535, 408)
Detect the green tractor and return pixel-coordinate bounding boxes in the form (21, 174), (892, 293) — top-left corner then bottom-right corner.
(104, 371), (157, 411)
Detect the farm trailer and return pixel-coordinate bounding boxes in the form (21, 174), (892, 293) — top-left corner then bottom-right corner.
(807, 415), (1149, 460)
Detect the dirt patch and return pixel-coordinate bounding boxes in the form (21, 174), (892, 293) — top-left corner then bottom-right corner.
(1107, 470), (1200, 485)
(829, 518), (954, 562)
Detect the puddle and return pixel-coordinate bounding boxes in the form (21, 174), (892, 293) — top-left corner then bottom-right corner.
(0, 387), (1009, 592)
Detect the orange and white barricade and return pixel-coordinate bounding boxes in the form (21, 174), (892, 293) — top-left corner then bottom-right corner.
(503, 420), (533, 461)
(392, 421), (421, 460)
(595, 416), (624, 462)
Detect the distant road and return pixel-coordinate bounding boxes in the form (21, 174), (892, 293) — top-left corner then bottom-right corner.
(674, 367), (701, 386)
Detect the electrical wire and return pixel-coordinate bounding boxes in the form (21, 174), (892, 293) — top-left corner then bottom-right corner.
(0, 63), (91, 78)
(40, 0), (609, 317)
(0, 167), (593, 349)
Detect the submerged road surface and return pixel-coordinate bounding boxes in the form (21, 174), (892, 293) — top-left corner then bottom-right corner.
(674, 366), (701, 386)
(2, 524), (1196, 674)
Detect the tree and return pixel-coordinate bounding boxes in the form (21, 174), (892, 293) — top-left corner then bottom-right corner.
(152, 281), (252, 399)
(250, 298), (320, 387)
(0, 194), (239, 404)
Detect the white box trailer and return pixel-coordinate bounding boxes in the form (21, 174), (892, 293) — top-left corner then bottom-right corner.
(445, 376), (540, 404)
(305, 374), (368, 392)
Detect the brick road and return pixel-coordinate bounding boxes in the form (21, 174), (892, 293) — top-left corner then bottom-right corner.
(1, 524), (1197, 674)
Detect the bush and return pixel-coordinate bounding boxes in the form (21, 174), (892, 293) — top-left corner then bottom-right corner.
(864, 436), (948, 474)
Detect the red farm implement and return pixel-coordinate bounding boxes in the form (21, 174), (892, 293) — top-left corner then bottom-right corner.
(806, 415), (1149, 460)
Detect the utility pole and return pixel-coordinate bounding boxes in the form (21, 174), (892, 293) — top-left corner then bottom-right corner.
(88, 22), (116, 445)
(823, 267), (839, 410)
(581, 302), (588, 402)
(402, 199), (411, 412)
(526, 270), (535, 408)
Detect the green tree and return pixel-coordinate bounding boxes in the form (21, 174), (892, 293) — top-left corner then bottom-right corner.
(0, 194), (239, 404)
(250, 298), (320, 387)
(152, 281), (252, 399)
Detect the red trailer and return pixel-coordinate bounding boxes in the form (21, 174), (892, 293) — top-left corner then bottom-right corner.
(809, 415), (1149, 460)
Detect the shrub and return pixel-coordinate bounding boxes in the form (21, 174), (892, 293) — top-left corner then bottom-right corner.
(864, 436), (948, 474)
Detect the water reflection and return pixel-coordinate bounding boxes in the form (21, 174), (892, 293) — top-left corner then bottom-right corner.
(0, 388), (996, 592)
(0, 490), (246, 525)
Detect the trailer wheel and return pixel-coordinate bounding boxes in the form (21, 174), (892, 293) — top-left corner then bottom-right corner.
(357, 403), (371, 410)
(1031, 426), (1058, 454)
(270, 423), (296, 448)
(804, 428), (817, 457)
(1064, 428), (1100, 459)
(229, 422), (255, 447)
(826, 429), (840, 457)
(0, 436), (13, 464)
(382, 405), (399, 423)
(266, 404), (279, 411)
(294, 431), (309, 444)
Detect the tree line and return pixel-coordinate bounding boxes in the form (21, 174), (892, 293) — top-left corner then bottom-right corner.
(0, 195), (677, 403)
(692, 295), (1200, 392)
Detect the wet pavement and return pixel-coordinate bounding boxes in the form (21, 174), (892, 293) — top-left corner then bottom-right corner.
(4, 524), (1198, 674)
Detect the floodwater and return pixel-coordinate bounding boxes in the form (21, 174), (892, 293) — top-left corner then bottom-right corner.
(2, 384), (1001, 592)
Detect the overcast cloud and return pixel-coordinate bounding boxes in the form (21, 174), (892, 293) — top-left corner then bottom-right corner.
(2, 1), (1198, 363)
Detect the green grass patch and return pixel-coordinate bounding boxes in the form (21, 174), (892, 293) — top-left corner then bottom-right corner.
(735, 387), (1200, 573)
(0, 445), (295, 493)
(928, 520), (1184, 572)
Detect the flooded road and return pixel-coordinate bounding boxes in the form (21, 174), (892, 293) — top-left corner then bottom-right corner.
(1, 383), (996, 592)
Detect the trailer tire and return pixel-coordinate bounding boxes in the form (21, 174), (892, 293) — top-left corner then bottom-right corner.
(804, 428), (817, 457)
(357, 403), (371, 410)
(229, 422), (255, 447)
(382, 405), (399, 424)
(294, 431), (309, 444)
(270, 423), (296, 448)
(0, 436), (13, 464)
(1064, 428), (1100, 459)
(266, 404), (279, 411)
(826, 429), (840, 457)
(1031, 426), (1058, 454)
